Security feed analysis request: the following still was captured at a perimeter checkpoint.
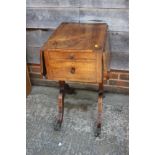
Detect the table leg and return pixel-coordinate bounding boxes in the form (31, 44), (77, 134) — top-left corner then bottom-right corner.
(95, 83), (103, 137)
(64, 83), (75, 94)
(54, 81), (65, 131)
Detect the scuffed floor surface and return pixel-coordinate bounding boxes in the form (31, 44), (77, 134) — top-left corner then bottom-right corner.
(27, 86), (129, 155)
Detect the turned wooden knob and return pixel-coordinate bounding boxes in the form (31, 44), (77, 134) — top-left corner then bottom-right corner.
(70, 67), (75, 74)
(69, 54), (74, 59)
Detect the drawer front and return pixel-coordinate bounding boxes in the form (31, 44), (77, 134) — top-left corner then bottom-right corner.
(48, 51), (96, 60)
(48, 60), (97, 82)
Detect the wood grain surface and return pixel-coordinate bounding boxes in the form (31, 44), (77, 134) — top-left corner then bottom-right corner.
(27, 0), (128, 8)
(44, 23), (107, 51)
(40, 23), (110, 83)
(49, 59), (97, 82)
(48, 50), (97, 60)
(26, 8), (128, 32)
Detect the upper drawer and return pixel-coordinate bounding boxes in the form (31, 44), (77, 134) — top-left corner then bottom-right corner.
(48, 51), (97, 60)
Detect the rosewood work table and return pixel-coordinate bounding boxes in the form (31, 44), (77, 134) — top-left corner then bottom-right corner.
(40, 22), (110, 136)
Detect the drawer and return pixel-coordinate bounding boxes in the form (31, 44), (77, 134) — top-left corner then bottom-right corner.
(48, 60), (97, 82)
(48, 51), (96, 60)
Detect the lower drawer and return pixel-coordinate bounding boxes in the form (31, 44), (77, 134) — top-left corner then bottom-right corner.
(48, 60), (97, 82)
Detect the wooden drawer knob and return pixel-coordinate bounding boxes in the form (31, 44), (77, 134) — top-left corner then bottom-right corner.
(70, 67), (75, 74)
(69, 54), (74, 59)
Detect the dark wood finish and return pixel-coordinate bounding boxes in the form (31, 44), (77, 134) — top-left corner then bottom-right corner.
(95, 82), (104, 136)
(40, 22), (110, 136)
(54, 81), (65, 130)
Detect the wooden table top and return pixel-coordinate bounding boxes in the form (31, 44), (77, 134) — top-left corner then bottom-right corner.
(44, 22), (108, 52)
